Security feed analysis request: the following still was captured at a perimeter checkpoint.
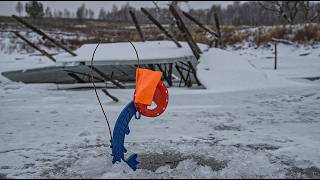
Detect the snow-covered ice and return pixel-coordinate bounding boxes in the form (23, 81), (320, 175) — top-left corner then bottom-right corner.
(197, 48), (308, 92)
(56, 41), (208, 64)
(1, 39), (320, 178)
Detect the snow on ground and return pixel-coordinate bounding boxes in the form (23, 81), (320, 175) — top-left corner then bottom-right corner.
(228, 42), (320, 80)
(1, 40), (320, 178)
(197, 48), (309, 92)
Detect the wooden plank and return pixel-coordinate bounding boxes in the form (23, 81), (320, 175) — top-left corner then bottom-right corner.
(147, 64), (155, 70)
(175, 63), (188, 87)
(182, 11), (219, 37)
(214, 13), (222, 48)
(156, 64), (171, 86)
(90, 66), (125, 89)
(271, 37), (294, 45)
(168, 63), (173, 86)
(101, 88), (119, 102)
(67, 72), (85, 83)
(169, 5), (202, 54)
(179, 61), (191, 68)
(111, 65), (131, 77)
(184, 65), (192, 87)
(129, 10), (145, 42)
(12, 15), (77, 56)
(177, 60), (201, 86)
(140, 7), (182, 48)
(169, 5), (201, 59)
(14, 31), (56, 62)
(176, 63), (191, 72)
(187, 61), (201, 86)
(63, 70), (103, 81)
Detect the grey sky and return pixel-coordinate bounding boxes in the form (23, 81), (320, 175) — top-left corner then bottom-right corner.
(0, 1), (235, 17)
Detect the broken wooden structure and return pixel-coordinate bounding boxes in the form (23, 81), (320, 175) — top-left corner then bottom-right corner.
(14, 31), (57, 62)
(141, 7), (182, 48)
(4, 6), (226, 90)
(129, 10), (145, 42)
(2, 41), (199, 89)
(12, 15), (77, 57)
(214, 13), (222, 48)
(168, 5), (202, 86)
(181, 11), (222, 48)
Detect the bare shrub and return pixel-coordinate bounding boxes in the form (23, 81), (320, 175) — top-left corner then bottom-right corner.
(221, 26), (250, 45)
(257, 26), (288, 44)
(293, 24), (320, 42)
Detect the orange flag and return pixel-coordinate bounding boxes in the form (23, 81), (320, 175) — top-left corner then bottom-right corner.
(134, 68), (163, 105)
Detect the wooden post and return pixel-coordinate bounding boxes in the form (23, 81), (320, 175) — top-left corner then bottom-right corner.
(147, 64), (155, 70)
(184, 65), (192, 87)
(274, 42), (277, 70)
(177, 61), (201, 86)
(214, 13), (222, 48)
(156, 64), (172, 86)
(169, 5), (202, 58)
(129, 10), (145, 42)
(169, 5), (202, 87)
(140, 8), (182, 48)
(67, 72), (86, 83)
(90, 66), (125, 89)
(187, 61), (201, 86)
(14, 32), (56, 62)
(110, 66), (131, 77)
(175, 63), (188, 87)
(12, 15), (77, 56)
(101, 88), (119, 102)
(63, 70), (103, 82)
(168, 63), (173, 86)
(182, 11), (219, 38)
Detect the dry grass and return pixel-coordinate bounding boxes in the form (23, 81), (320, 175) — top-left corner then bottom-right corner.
(218, 24), (320, 46)
(1, 15), (319, 49)
(256, 26), (288, 44)
(293, 24), (320, 42)
(217, 26), (250, 45)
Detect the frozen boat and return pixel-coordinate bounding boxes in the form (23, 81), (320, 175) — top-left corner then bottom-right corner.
(1, 41), (205, 87)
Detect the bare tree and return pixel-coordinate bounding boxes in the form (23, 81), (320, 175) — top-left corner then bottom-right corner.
(153, 1), (189, 35)
(88, 9), (95, 19)
(25, 1), (44, 19)
(45, 7), (52, 18)
(63, 9), (71, 18)
(76, 3), (88, 21)
(58, 10), (63, 18)
(101, 1), (319, 25)
(299, 1), (320, 22)
(15, 1), (23, 16)
(258, 1), (302, 24)
(98, 8), (107, 19)
(152, 1), (162, 19)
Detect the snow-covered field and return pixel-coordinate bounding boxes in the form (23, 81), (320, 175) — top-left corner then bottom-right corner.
(1, 38), (320, 178)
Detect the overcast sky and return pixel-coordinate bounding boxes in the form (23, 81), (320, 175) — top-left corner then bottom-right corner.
(0, 1), (236, 17)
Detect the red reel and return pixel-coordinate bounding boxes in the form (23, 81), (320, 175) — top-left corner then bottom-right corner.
(134, 81), (168, 117)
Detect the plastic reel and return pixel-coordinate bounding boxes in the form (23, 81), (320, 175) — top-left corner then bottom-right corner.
(134, 81), (169, 117)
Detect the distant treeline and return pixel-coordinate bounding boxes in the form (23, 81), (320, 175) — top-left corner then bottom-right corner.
(15, 1), (320, 26)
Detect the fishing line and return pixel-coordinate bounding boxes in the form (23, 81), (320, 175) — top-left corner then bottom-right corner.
(90, 41), (113, 145)
(128, 40), (140, 68)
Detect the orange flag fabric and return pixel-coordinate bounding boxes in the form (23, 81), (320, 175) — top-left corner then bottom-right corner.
(134, 68), (163, 105)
